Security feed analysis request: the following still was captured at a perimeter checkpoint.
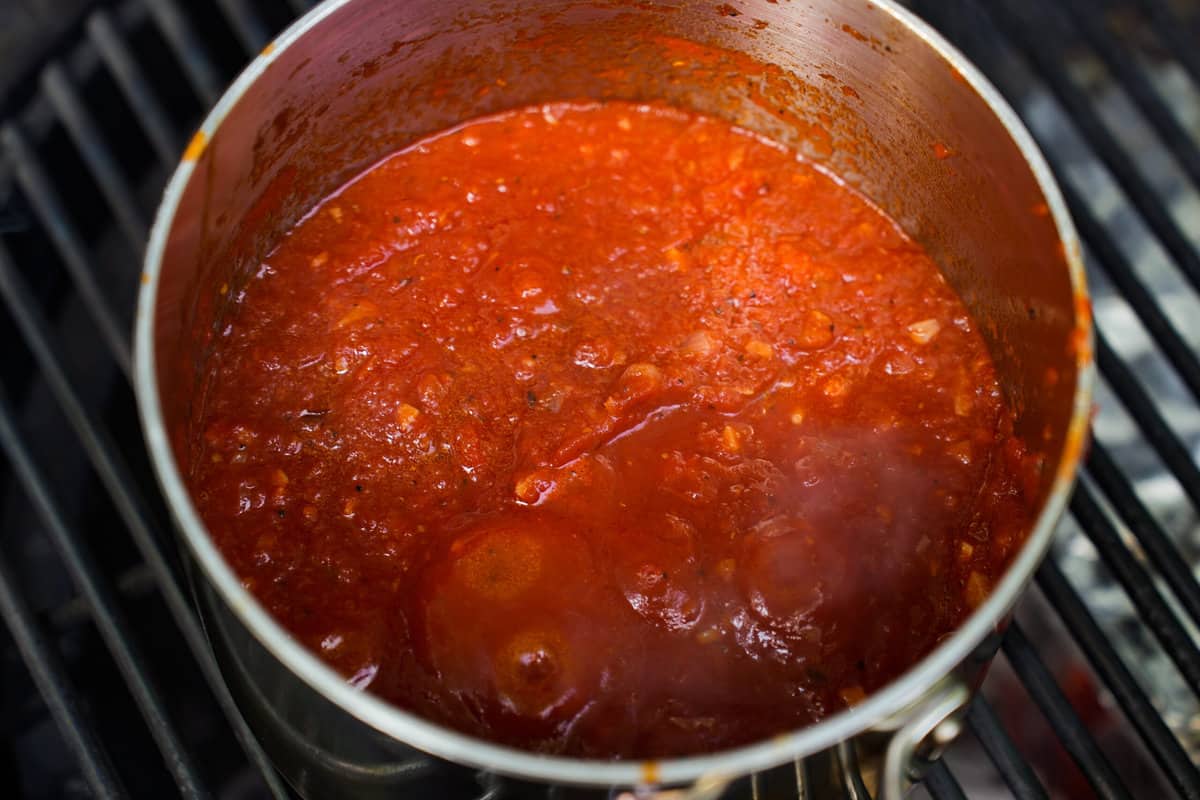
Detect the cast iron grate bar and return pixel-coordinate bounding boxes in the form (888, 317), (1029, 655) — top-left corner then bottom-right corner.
(0, 0), (288, 794)
(1062, 180), (1200, 405)
(1070, 487), (1200, 699)
(41, 62), (150, 252)
(1061, 0), (1200, 188)
(1001, 622), (1135, 800)
(1093, 330), (1200, 511)
(0, 242), (290, 799)
(49, 563), (156, 631)
(1135, 0), (1200, 88)
(215, 0), (272, 54)
(966, 697), (1050, 800)
(88, 8), (181, 167)
(0, 549), (129, 799)
(142, 0), (224, 105)
(474, 771), (504, 800)
(976, 0), (1200, 294)
(0, 382), (210, 799)
(923, 760), (967, 800)
(1, 123), (134, 378)
(1036, 559), (1200, 799)
(1087, 442), (1200, 627)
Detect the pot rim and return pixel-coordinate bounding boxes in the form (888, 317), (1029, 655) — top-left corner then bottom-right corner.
(133, 0), (1094, 786)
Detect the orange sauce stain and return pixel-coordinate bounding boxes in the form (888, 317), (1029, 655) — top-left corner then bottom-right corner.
(1075, 294), (1093, 327)
(1068, 293), (1093, 366)
(182, 130), (208, 163)
(1068, 329), (1091, 361)
(842, 23), (869, 42)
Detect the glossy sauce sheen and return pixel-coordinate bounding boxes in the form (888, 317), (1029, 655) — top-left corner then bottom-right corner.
(193, 102), (1035, 757)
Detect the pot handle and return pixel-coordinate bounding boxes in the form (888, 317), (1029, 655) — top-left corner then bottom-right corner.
(876, 679), (972, 800)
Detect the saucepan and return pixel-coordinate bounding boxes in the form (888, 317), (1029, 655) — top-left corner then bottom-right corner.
(134, 0), (1093, 797)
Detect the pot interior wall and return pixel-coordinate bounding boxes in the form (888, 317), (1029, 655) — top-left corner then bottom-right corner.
(155, 0), (1079, 559)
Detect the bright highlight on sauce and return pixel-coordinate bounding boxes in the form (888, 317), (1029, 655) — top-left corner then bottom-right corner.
(192, 102), (1035, 757)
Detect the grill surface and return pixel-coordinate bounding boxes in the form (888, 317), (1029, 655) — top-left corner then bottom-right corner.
(0, 1), (1198, 798)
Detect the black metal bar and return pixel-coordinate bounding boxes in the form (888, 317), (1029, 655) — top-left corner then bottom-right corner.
(1037, 559), (1200, 799)
(142, 0), (224, 106)
(1093, 329), (1200, 512)
(87, 9), (180, 167)
(966, 696), (1050, 800)
(923, 759), (967, 800)
(0, 124), (133, 378)
(1002, 622), (1135, 800)
(51, 564), (155, 630)
(0, 385), (210, 799)
(40, 62), (149, 252)
(474, 771), (504, 800)
(1061, 0), (1200, 189)
(1135, 0), (1200, 89)
(976, 0), (1200, 294)
(1070, 486), (1200, 700)
(1063, 180), (1200, 405)
(0, 245), (290, 800)
(1087, 442), (1200, 629)
(0, 549), (129, 799)
(215, 0), (272, 54)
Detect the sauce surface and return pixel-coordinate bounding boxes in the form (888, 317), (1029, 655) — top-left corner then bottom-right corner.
(192, 102), (1034, 757)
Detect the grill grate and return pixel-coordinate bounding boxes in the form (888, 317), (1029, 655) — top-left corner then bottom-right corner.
(0, 0), (1198, 798)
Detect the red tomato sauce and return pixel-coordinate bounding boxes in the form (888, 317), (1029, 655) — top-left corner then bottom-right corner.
(191, 102), (1035, 757)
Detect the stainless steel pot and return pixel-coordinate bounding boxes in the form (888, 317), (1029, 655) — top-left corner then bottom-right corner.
(134, 1), (1094, 797)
